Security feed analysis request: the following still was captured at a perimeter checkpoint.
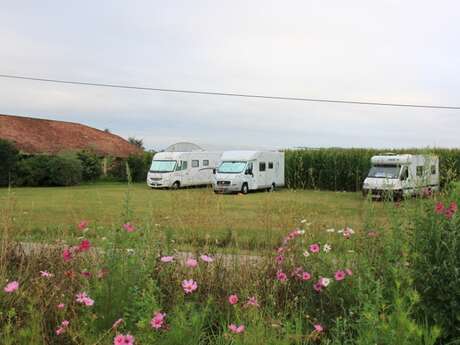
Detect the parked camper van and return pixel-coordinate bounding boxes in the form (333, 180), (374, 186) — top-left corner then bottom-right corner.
(213, 151), (285, 194)
(147, 151), (222, 189)
(362, 154), (439, 200)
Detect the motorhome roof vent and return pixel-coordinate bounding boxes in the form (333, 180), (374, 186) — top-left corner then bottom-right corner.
(164, 142), (204, 152)
(380, 152), (398, 156)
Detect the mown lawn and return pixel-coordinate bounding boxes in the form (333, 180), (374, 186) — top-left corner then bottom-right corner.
(0, 182), (401, 250)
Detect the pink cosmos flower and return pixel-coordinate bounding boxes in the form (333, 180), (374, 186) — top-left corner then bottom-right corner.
(112, 318), (124, 329)
(113, 334), (135, 345)
(57, 303), (65, 309)
(302, 272), (312, 281)
(343, 227), (354, 238)
(62, 248), (73, 262)
(435, 202), (445, 214)
(334, 270), (346, 281)
(124, 334), (135, 345)
(185, 258), (198, 268)
(200, 254), (214, 263)
(81, 271), (92, 279)
(160, 256), (174, 263)
(78, 220), (89, 230)
(4, 281), (19, 293)
(182, 279), (198, 294)
(309, 243), (320, 253)
(445, 209), (454, 220)
(78, 239), (91, 252)
(56, 320), (69, 335)
(229, 324), (245, 334)
(276, 247), (285, 254)
(76, 292), (94, 306)
(314, 324), (324, 332)
(150, 311), (166, 330)
(40, 270), (54, 278)
(123, 223), (136, 233)
(313, 282), (323, 292)
(276, 271), (288, 282)
(445, 202), (457, 220)
(228, 294), (239, 305)
(114, 335), (125, 345)
(345, 268), (353, 276)
(275, 255), (284, 265)
(244, 296), (259, 308)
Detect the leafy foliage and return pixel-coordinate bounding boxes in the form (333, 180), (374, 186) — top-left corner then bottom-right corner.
(0, 139), (19, 186)
(411, 196), (460, 342)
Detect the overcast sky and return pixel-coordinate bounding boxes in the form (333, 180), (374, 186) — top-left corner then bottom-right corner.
(1, 0), (459, 151)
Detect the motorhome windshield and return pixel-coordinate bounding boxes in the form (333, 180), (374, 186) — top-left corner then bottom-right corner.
(150, 160), (177, 173)
(368, 164), (400, 179)
(218, 161), (246, 174)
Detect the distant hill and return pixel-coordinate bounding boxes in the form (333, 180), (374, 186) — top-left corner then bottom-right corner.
(0, 114), (141, 158)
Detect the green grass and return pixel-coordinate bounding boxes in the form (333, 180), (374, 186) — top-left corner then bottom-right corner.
(0, 182), (399, 250)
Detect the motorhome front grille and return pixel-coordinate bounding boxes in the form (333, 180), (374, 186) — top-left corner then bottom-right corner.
(150, 177), (162, 181)
(217, 181), (231, 186)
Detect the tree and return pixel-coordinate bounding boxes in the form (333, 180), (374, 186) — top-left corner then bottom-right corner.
(0, 139), (19, 186)
(128, 137), (145, 150)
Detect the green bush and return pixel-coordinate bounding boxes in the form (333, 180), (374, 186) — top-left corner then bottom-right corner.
(0, 139), (19, 186)
(47, 154), (83, 186)
(16, 154), (82, 186)
(105, 152), (154, 183)
(128, 151), (154, 182)
(411, 196), (460, 342)
(15, 155), (53, 186)
(77, 151), (102, 181)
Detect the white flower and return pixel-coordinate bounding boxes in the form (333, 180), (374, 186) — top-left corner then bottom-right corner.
(303, 250), (310, 257)
(300, 219), (307, 224)
(320, 277), (331, 287)
(298, 230), (305, 235)
(326, 228), (335, 233)
(323, 244), (332, 253)
(126, 248), (135, 255)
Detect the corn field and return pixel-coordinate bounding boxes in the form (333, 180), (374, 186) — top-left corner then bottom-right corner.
(285, 148), (460, 191)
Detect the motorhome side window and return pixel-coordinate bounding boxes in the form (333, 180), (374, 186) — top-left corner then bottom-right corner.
(431, 165), (436, 175)
(416, 166), (423, 177)
(203, 160), (209, 167)
(180, 161), (188, 170)
(192, 160), (199, 168)
(268, 162), (274, 169)
(259, 162), (266, 172)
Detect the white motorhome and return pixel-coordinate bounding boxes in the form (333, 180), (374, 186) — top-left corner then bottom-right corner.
(147, 151), (222, 189)
(213, 151), (285, 194)
(362, 154), (439, 200)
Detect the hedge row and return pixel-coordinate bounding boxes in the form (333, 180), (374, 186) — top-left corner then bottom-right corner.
(285, 148), (460, 191)
(0, 139), (154, 187)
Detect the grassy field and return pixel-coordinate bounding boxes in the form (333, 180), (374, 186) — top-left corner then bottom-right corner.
(1, 183), (458, 344)
(1, 182), (401, 250)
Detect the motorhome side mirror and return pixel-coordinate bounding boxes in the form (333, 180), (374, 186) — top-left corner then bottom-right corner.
(212, 168), (216, 174)
(245, 169), (253, 176)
